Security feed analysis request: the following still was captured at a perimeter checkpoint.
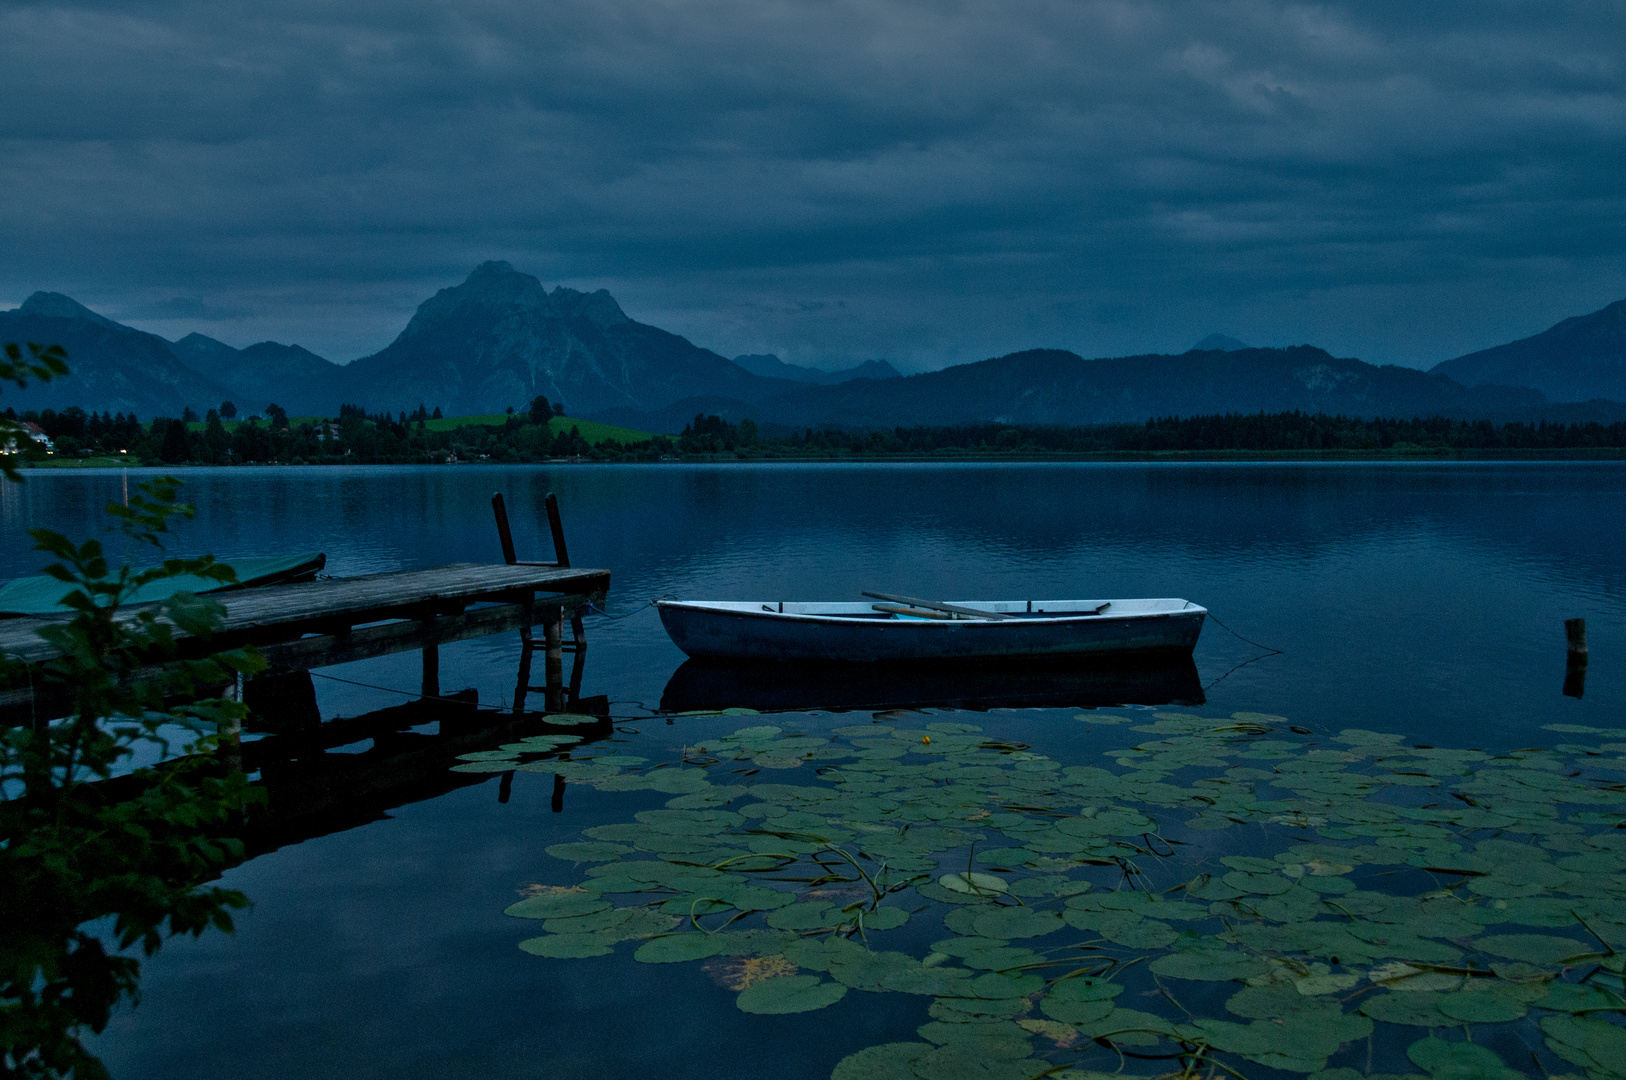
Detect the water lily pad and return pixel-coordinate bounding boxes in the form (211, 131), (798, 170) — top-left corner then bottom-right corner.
(1474, 934), (1594, 965)
(831, 1042), (932, 1080)
(1150, 948), (1271, 982)
(939, 872), (1008, 895)
(1541, 1013), (1626, 1074)
(863, 905), (910, 930)
(545, 841), (632, 862)
(971, 907), (1063, 940)
(518, 933), (613, 958)
(1539, 981), (1626, 1013)
(1406, 1036), (1523, 1080)
(1359, 992), (1449, 1027)
(504, 890), (610, 919)
(633, 933), (731, 963)
(541, 713), (603, 726)
(1435, 984), (1535, 1024)
(1040, 977), (1122, 1023)
(735, 974), (848, 1014)
(766, 901), (836, 930)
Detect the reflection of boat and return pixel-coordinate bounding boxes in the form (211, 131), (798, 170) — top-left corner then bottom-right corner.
(0, 551), (326, 616)
(659, 654), (1205, 714)
(656, 596), (1206, 662)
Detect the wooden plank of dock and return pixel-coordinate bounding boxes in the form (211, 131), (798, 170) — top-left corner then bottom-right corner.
(0, 562), (609, 721)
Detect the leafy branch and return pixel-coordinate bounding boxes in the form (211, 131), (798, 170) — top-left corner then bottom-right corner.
(2, 383), (269, 1079)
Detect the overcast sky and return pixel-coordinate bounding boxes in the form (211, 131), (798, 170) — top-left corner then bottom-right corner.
(2, 1), (1623, 371)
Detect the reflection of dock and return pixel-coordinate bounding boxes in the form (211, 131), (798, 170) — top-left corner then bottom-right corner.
(660, 655), (1205, 714)
(0, 561), (608, 724)
(240, 690), (612, 854)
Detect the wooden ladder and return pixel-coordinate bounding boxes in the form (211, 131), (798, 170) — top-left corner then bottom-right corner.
(493, 491), (587, 711)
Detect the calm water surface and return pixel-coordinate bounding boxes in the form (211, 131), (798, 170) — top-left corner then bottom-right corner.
(3, 462), (1623, 1079)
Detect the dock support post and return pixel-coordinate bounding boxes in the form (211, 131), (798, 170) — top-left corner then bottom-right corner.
(1564, 618), (1588, 699)
(220, 671), (244, 774)
(544, 611), (565, 712)
(422, 641), (440, 700)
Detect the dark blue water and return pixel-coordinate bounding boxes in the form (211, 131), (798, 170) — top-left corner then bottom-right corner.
(4, 462), (1623, 1078)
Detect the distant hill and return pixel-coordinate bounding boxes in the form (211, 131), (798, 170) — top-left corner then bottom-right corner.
(1433, 298), (1626, 402)
(604, 346), (1563, 433)
(170, 333), (346, 416)
(0, 293), (235, 417)
(585, 345), (1576, 434)
(1187, 334), (1250, 352)
(732, 354), (901, 385)
(338, 262), (799, 416)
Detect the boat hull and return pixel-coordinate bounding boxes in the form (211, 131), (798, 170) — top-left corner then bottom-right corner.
(656, 599), (1206, 663)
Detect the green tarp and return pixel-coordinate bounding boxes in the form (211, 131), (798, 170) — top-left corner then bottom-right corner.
(0, 552), (325, 616)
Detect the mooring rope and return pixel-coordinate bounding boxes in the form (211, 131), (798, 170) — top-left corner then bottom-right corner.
(1203, 611), (1283, 656)
(583, 598), (660, 620)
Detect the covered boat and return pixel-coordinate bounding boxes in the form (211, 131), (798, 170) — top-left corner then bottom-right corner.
(0, 552), (326, 617)
(656, 595), (1206, 663)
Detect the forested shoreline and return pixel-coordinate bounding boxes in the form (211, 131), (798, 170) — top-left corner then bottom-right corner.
(7, 402), (1626, 466)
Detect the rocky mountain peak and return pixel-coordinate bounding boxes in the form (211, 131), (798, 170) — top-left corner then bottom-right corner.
(549, 286), (629, 329)
(17, 291), (126, 330)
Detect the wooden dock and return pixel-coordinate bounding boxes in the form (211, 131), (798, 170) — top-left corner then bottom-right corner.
(0, 561), (609, 725)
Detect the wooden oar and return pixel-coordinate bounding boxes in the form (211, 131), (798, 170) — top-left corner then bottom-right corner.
(871, 602), (953, 620)
(862, 591), (1014, 620)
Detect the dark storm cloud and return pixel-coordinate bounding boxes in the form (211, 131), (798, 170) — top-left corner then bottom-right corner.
(1, 0), (1623, 368)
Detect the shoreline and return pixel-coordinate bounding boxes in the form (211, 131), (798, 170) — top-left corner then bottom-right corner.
(19, 446), (1626, 469)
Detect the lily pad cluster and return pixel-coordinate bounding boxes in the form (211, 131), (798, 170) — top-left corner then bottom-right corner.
(475, 713), (1626, 1079)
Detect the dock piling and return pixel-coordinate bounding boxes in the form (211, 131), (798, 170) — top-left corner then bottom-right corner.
(422, 641), (440, 699)
(544, 613), (565, 712)
(1564, 617), (1588, 699)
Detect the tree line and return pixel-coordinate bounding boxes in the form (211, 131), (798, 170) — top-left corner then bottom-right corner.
(7, 404), (1626, 466)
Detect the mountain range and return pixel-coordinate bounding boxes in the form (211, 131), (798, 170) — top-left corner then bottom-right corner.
(1432, 298), (1626, 403)
(3, 262), (1624, 431)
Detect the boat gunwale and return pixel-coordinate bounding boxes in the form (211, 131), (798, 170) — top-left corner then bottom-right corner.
(655, 598), (1206, 628)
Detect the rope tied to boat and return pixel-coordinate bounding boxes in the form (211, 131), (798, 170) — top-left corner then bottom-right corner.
(583, 598), (660, 620)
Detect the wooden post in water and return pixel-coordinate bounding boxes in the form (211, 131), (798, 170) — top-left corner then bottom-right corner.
(1566, 618), (1588, 660)
(544, 492), (589, 654)
(492, 493), (518, 565)
(1564, 618), (1588, 699)
(544, 610), (565, 712)
(220, 671), (244, 774)
(422, 641), (440, 699)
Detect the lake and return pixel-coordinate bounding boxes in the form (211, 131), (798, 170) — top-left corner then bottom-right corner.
(4, 462), (1623, 1079)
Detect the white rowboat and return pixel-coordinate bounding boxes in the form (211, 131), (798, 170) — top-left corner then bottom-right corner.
(656, 597), (1207, 663)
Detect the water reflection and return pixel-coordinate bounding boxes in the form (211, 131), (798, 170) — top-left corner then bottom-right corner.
(660, 655), (1204, 714)
(241, 688), (613, 854)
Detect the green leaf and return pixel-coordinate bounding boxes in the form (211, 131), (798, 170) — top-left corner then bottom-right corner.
(1359, 992), (1450, 1027)
(518, 933), (614, 958)
(504, 892), (610, 919)
(545, 841), (633, 862)
(1473, 934), (1595, 965)
(766, 901), (836, 930)
(633, 934), (730, 963)
(735, 975), (848, 1014)
(939, 872), (1008, 895)
(1435, 985), (1532, 1024)
(971, 907), (1063, 940)
(830, 1042), (932, 1080)
(1406, 1036), (1523, 1079)
(1150, 948), (1271, 982)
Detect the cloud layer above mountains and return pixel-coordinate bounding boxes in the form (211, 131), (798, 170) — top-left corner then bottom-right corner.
(2, 0), (1623, 369)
